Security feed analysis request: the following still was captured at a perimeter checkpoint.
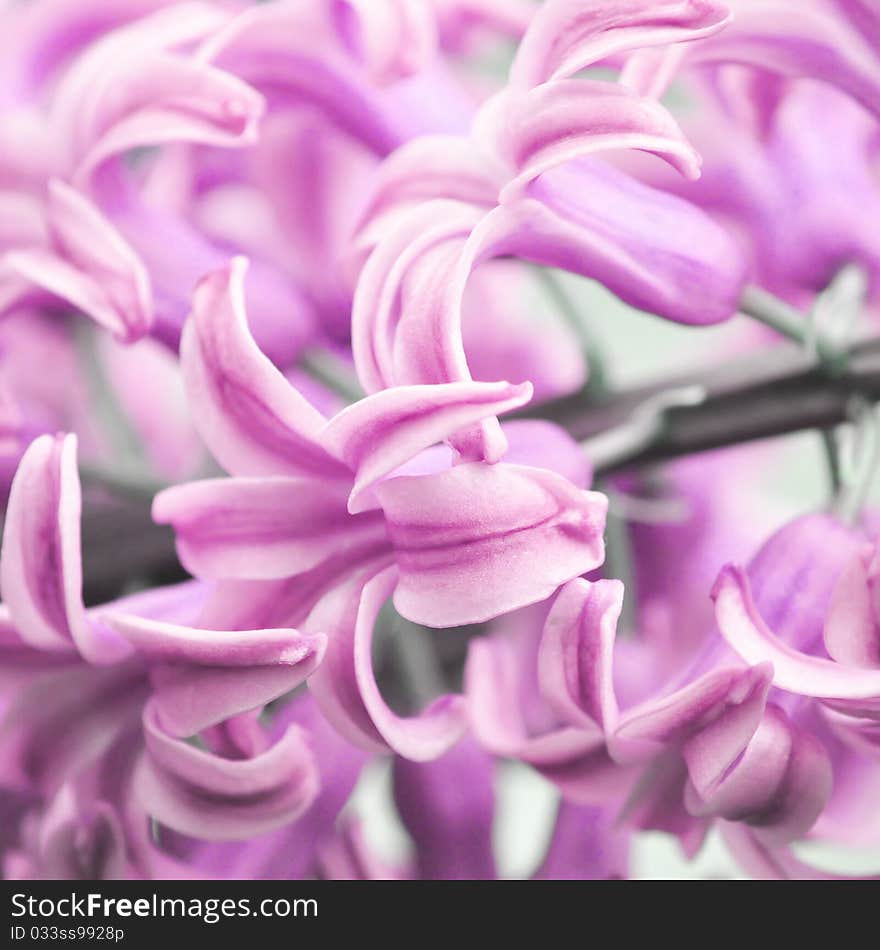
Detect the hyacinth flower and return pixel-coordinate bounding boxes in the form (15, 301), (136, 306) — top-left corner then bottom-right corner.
(0, 432), (354, 879)
(348, 1), (754, 444)
(611, 0), (880, 305)
(317, 738), (629, 880)
(465, 507), (880, 872)
(658, 82), (880, 306)
(713, 515), (880, 878)
(0, 0), (464, 358)
(150, 256), (608, 761)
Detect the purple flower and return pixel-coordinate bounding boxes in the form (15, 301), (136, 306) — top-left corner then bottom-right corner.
(0, 432), (342, 878)
(154, 257), (608, 759)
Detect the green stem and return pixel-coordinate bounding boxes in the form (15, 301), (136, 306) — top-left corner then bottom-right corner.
(834, 400), (880, 525)
(740, 285), (840, 365)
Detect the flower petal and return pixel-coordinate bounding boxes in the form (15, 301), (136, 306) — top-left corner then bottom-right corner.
(153, 476), (387, 579)
(49, 4), (263, 183)
(824, 549), (880, 669)
(101, 613), (326, 738)
(610, 662), (773, 765)
(323, 380), (534, 513)
(3, 180), (152, 341)
(0, 434), (128, 664)
(713, 564), (880, 702)
(687, 0), (880, 123)
(308, 567), (468, 761)
(476, 79), (701, 202)
(181, 257), (347, 479)
(377, 462), (608, 627)
(509, 0), (731, 87)
(684, 704), (832, 846)
(538, 578), (623, 733)
(533, 801), (630, 880)
(137, 702), (319, 841)
(513, 158), (748, 325)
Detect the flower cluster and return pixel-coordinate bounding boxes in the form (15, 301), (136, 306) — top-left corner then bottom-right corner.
(1, 0), (880, 881)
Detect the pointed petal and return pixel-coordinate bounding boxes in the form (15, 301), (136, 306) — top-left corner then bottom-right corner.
(332, 0), (438, 83)
(153, 476), (387, 580)
(308, 567), (468, 760)
(538, 578), (623, 732)
(50, 4), (264, 184)
(824, 549), (880, 669)
(101, 613), (326, 738)
(509, 0), (731, 87)
(713, 565), (880, 702)
(377, 462), (608, 627)
(137, 703), (319, 841)
(684, 704), (832, 845)
(181, 257), (347, 479)
(0, 434), (128, 664)
(509, 159), (748, 325)
(476, 80), (701, 203)
(610, 662), (773, 765)
(688, 0), (880, 123)
(323, 380), (533, 512)
(352, 135), (500, 262)
(351, 199), (484, 393)
(533, 801), (630, 880)
(2, 181), (152, 341)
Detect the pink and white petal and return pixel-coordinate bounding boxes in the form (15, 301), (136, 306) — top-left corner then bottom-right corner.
(713, 565), (880, 703)
(0, 434), (128, 664)
(464, 630), (630, 802)
(308, 567), (468, 761)
(322, 380), (533, 513)
(0, 0), (178, 101)
(181, 258), (347, 479)
(377, 462), (608, 627)
(4, 179), (154, 341)
(475, 80), (701, 202)
(508, 159), (748, 325)
(36, 784), (129, 880)
(137, 703), (319, 841)
(73, 57), (263, 185)
(50, 5), (264, 184)
(352, 199), (485, 393)
(538, 578), (623, 733)
(833, 0), (880, 50)
(352, 135), (501, 262)
(610, 662), (773, 765)
(685, 703), (831, 845)
(45, 2), (238, 148)
(432, 0), (534, 50)
(509, 0), (731, 88)
(153, 476), (387, 579)
(101, 613), (326, 738)
(619, 44), (689, 98)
